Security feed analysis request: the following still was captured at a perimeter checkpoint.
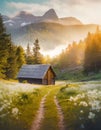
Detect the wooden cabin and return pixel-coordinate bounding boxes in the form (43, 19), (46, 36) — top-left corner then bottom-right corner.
(17, 64), (56, 85)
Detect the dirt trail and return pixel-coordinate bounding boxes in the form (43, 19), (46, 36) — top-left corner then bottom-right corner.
(30, 88), (65, 130)
(54, 96), (65, 130)
(30, 92), (50, 130)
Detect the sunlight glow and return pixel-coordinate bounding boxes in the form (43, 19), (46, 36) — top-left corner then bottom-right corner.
(41, 44), (67, 58)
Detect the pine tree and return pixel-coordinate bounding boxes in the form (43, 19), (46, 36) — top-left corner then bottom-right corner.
(0, 14), (11, 78)
(5, 44), (18, 78)
(0, 14), (5, 34)
(16, 46), (26, 70)
(84, 27), (101, 73)
(0, 14), (26, 79)
(26, 43), (31, 57)
(33, 39), (43, 64)
(26, 43), (34, 64)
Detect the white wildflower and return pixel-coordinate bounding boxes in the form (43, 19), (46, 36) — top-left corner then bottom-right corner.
(88, 112), (95, 119)
(80, 110), (84, 113)
(79, 101), (88, 107)
(12, 108), (19, 116)
(89, 100), (101, 111)
(69, 96), (74, 101)
(76, 94), (85, 99)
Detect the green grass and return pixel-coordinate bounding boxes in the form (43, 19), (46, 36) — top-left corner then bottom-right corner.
(0, 80), (50, 130)
(80, 72), (101, 81)
(18, 87), (53, 129)
(57, 82), (101, 130)
(40, 86), (60, 130)
(56, 70), (85, 81)
(55, 67), (101, 81)
(0, 80), (63, 130)
(1, 80), (101, 130)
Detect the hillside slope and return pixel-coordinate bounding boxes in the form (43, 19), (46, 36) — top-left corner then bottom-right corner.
(7, 22), (99, 50)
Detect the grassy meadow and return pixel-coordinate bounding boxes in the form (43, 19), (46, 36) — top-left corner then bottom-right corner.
(57, 81), (101, 130)
(0, 80), (49, 130)
(0, 80), (101, 130)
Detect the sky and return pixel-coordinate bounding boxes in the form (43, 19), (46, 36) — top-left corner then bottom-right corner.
(0, 0), (101, 24)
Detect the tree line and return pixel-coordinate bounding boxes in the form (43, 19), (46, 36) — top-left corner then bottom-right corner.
(52, 26), (101, 75)
(0, 14), (44, 79)
(26, 39), (43, 64)
(84, 27), (101, 73)
(0, 13), (101, 79)
(0, 14), (25, 79)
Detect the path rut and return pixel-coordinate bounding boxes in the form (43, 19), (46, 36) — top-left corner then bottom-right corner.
(54, 96), (65, 130)
(30, 92), (50, 130)
(30, 89), (65, 130)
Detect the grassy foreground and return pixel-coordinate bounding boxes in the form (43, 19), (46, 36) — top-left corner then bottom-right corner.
(0, 80), (50, 130)
(0, 80), (63, 130)
(57, 81), (101, 130)
(0, 80), (101, 130)
(40, 87), (60, 130)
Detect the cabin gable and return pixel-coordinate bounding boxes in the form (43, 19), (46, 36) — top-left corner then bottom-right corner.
(17, 64), (56, 85)
(42, 67), (56, 85)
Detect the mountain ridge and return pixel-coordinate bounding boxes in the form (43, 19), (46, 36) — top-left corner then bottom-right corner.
(7, 21), (99, 51)
(2, 9), (100, 52)
(3, 8), (82, 29)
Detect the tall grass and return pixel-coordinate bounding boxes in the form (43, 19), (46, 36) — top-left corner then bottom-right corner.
(0, 80), (49, 130)
(57, 82), (101, 130)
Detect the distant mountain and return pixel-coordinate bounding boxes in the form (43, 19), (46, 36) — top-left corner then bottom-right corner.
(42, 9), (58, 20)
(3, 9), (59, 29)
(3, 11), (37, 28)
(3, 8), (82, 29)
(59, 17), (82, 25)
(2, 9), (100, 51)
(7, 22), (99, 51)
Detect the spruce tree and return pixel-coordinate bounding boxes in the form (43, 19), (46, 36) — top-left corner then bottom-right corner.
(5, 44), (18, 78)
(0, 14), (26, 79)
(0, 14), (5, 34)
(84, 27), (101, 73)
(26, 43), (31, 57)
(33, 39), (43, 64)
(0, 14), (11, 78)
(16, 46), (26, 70)
(26, 43), (34, 64)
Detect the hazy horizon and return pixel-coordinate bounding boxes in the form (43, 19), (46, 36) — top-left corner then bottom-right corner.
(0, 0), (101, 24)
(1, 0), (101, 57)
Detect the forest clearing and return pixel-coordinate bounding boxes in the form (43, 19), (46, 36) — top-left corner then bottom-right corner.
(0, 3), (101, 130)
(0, 80), (101, 130)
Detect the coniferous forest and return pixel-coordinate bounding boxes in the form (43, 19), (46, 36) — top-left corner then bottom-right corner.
(0, 13), (101, 80)
(0, 14), (25, 79)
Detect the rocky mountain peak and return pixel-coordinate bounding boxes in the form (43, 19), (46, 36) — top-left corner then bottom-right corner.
(43, 8), (58, 20)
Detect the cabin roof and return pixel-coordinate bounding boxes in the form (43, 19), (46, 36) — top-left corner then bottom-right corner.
(17, 64), (55, 79)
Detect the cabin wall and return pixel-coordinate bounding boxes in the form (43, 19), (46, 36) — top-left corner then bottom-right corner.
(18, 66), (56, 85)
(18, 78), (42, 84)
(43, 68), (55, 85)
